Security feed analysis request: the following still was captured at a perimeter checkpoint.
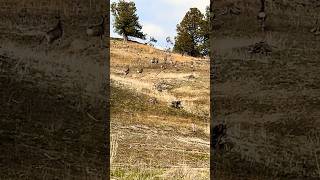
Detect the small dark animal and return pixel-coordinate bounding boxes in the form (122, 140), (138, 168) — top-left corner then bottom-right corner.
(148, 97), (158, 105)
(124, 66), (129, 75)
(171, 100), (182, 109)
(191, 65), (195, 71)
(190, 62), (195, 71)
(164, 55), (168, 63)
(44, 16), (63, 46)
(86, 15), (105, 48)
(248, 41), (272, 54)
(137, 68), (143, 74)
(18, 8), (28, 24)
(212, 124), (227, 151)
(150, 58), (159, 64)
(257, 0), (267, 32)
(310, 19), (320, 35)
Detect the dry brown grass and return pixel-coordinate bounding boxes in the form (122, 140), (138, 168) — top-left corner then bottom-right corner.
(0, 39), (107, 179)
(0, 38), (107, 97)
(110, 39), (209, 178)
(110, 39), (209, 116)
(111, 39), (199, 65)
(212, 0), (320, 178)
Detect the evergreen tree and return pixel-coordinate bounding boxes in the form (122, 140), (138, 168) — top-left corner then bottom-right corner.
(173, 8), (208, 57)
(201, 6), (210, 56)
(111, 0), (145, 41)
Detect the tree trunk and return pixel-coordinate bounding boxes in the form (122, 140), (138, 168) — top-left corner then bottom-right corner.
(123, 34), (128, 42)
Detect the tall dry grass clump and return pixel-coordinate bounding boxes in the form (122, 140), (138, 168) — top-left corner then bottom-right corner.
(110, 133), (119, 165)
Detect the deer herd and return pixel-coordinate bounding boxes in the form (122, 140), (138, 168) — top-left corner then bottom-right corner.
(36, 1), (320, 153)
(122, 55), (197, 76)
(40, 15), (106, 50)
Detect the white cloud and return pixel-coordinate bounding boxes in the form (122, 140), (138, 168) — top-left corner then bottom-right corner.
(110, 22), (167, 41)
(110, 0), (132, 2)
(162, 0), (209, 13)
(142, 23), (166, 39)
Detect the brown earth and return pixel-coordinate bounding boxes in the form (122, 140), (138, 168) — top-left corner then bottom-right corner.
(212, 0), (320, 179)
(0, 9), (108, 179)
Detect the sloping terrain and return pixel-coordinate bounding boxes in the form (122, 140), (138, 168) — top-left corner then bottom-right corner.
(212, 0), (320, 179)
(0, 13), (108, 179)
(110, 39), (210, 179)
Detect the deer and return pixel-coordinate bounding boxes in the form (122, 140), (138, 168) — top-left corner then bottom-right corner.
(123, 66), (130, 75)
(40, 16), (63, 50)
(150, 58), (159, 64)
(86, 15), (106, 48)
(137, 68), (143, 74)
(190, 61), (195, 71)
(310, 18), (320, 35)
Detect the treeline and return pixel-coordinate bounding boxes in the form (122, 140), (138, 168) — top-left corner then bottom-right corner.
(111, 0), (210, 57)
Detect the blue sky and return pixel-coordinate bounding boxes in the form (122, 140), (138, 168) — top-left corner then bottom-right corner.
(110, 0), (209, 50)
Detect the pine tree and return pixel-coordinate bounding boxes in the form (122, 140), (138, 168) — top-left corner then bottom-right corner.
(173, 8), (208, 57)
(201, 6), (210, 56)
(111, 0), (145, 41)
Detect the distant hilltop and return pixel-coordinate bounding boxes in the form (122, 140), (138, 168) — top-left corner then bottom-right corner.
(110, 37), (145, 45)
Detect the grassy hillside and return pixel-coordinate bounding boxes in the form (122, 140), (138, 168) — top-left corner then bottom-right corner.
(0, 13), (108, 179)
(212, 0), (320, 179)
(110, 39), (210, 179)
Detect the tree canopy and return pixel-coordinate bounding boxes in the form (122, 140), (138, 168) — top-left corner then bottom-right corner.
(173, 7), (209, 57)
(111, 0), (146, 41)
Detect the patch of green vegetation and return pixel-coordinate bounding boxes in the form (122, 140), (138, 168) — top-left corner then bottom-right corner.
(111, 85), (201, 120)
(111, 167), (164, 180)
(111, 85), (152, 113)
